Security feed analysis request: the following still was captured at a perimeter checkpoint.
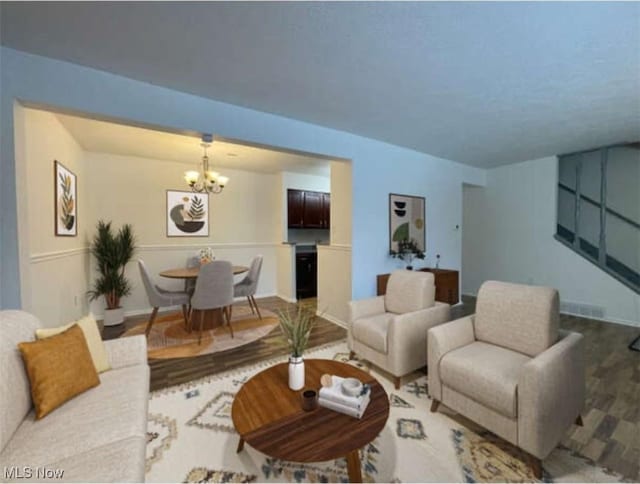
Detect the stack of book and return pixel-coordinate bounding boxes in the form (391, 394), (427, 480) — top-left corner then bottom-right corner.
(318, 376), (370, 418)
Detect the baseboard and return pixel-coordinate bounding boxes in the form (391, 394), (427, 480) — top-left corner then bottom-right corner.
(276, 294), (298, 304)
(318, 310), (347, 328)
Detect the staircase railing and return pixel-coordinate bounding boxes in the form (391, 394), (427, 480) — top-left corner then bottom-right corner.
(555, 144), (639, 295)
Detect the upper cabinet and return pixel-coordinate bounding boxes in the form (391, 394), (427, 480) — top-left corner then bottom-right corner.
(287, 189), (330, 229)
(287, 190), (305, 228)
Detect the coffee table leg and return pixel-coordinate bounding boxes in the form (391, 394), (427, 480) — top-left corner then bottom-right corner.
(236, 437), (245, 453)
(345, 449), (362, 483)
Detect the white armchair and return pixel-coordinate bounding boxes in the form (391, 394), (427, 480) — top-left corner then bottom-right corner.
(428, 280), (585, 478)
(348, 270), (451, 389)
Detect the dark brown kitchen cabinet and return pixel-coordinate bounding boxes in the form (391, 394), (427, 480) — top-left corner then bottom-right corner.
(322, 192), (331, 229)
(287, 190), (304, 228)
(287, 189), (331, 229)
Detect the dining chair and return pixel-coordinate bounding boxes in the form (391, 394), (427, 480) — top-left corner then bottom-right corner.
(184, 255), (200, 297)
(138, 260), (190, 338)
(233, 255), (264, 319)
(190, 260), (235, 344)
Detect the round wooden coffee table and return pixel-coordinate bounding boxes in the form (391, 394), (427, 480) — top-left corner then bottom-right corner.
(231, 359), (390, 483)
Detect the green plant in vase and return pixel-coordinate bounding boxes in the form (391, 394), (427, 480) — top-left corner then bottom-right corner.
(88, 220), (136, 326)
(390, 238), (425, 270)
(277, 305), (316, 390)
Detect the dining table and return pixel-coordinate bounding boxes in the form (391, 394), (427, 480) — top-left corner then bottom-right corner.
(159, 265), (249, 279)
(159, 264), (249, 331)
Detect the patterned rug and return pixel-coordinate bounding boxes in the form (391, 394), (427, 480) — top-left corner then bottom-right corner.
(123, 307), (279, 359)
(146, 341), (621, 483)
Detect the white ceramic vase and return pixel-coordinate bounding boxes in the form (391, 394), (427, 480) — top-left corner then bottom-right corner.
(288, 356), (305, 391)
(103, 307), (125, 326)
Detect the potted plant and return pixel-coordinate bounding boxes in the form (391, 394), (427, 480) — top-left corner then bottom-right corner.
(278, 305), (316, 391)
(390, 238), (425, 270)
(88, 220), (136, 326)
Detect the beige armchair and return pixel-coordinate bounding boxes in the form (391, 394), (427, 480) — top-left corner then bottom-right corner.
(348, 270), (451, 389)
(428, 280), (585, 478)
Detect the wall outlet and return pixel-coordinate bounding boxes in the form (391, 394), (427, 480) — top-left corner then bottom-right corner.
(74, 295), (78, 307)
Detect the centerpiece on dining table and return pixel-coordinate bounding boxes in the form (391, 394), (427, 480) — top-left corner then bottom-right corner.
(198, 247), (215, 264)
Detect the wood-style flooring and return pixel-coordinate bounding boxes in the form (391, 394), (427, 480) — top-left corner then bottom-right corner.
(103, 297), (346, 392)
(104, 294), (639, 481)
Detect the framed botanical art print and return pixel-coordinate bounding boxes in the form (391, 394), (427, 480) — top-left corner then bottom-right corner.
(389, 193), (425, 252)
(54, 160), (77, 236)
(166, 190), (209, 237)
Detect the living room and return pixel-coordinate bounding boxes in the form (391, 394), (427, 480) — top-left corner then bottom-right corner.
(0, 2), (638, 483)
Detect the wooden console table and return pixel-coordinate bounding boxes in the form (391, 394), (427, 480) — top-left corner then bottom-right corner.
(376, 268), (459, 305)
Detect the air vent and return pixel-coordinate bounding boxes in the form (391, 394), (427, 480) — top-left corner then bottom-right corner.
(560, 301), (605, 320)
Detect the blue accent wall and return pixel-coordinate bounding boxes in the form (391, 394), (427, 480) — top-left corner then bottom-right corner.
(0, 47), (485, 308)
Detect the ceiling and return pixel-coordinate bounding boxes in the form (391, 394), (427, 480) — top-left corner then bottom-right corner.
(2, 2), (639, 168)
(55, 112), (331, 176)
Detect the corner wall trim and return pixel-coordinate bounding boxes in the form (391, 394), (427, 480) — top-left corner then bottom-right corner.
(137, 242), (279, 252)
(318, 310), (347, 329)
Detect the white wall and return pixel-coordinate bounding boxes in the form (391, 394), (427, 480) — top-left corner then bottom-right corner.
(462, 156), (640, 326)
(317, 245), (352, 325)
(329, 161), (352, 247)
(276, 244), (296, 302)
(84, 151), (281, 317)
(1, 47), (486, 312)
(317, 161), (353, 325)
(14, 107), (91, 326)
(13, 109), (286, 320)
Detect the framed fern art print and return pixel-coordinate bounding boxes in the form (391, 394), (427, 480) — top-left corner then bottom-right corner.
(166, 190), (209, 237)
(54, 160), (77, 236)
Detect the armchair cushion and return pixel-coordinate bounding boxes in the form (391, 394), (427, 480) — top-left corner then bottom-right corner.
(348, 296), (386, 323)
(440, 341), (530, 418)
(475, 281), (559, 357)
(385, 270), (435, 314)
(351, 313), (393, 353)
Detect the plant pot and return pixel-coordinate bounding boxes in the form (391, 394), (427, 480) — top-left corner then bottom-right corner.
(288, 356), (305, 391)
(103, 307), (125, 326)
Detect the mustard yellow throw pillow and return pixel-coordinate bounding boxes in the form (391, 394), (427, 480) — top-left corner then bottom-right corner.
(36, 316), (110, 373)
(19, 325), (100, 419)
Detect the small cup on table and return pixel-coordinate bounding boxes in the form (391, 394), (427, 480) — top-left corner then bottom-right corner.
(301, 388), (318, 411)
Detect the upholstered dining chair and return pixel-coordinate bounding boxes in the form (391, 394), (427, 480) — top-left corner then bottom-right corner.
(428, 280), (585, 478)
(234, 255), (264, 319)
(348, 270), (451, 389)
(138, 260), (190, 338)
(190, 260), (235, 344)
(184, 255), (200, 297)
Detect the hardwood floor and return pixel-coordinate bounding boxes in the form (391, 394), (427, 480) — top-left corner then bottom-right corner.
(560, 314), (640, 480)
(103, 297), (346, 392)
(105, 294), (639, 480)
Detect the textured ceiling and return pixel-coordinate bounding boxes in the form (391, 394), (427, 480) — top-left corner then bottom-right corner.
(54, 112), (331, 176)
(2, 2), (639, 167)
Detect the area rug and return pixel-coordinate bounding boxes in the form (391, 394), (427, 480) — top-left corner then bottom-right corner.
(146, 341), (621, 483)
(123, 307), (279, 359)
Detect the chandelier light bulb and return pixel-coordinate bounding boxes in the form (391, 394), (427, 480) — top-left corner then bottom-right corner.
(183, 135), (229, 194)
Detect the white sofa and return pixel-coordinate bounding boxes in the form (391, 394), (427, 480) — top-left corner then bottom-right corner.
(0, 310), (149, 483)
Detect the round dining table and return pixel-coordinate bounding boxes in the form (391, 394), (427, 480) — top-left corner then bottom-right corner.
(159, 265), (248, 279)
(159, 264), (249, 331)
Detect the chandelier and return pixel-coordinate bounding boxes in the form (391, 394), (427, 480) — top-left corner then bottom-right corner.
(184, 134), (229, 194)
